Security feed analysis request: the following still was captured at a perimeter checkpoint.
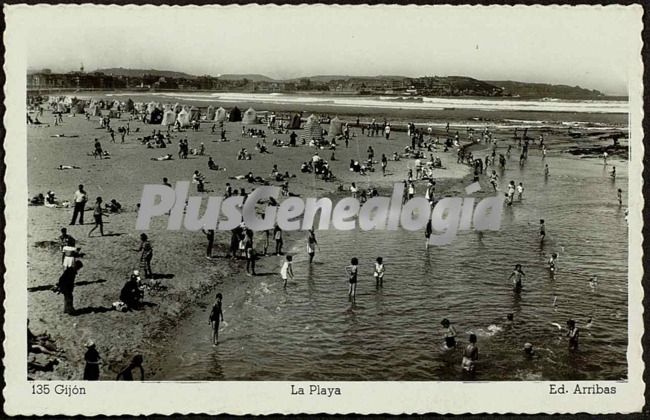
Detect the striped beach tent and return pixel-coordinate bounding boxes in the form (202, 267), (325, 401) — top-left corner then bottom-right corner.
(189, 107), (201, 122)
(303, 114), (322, 140)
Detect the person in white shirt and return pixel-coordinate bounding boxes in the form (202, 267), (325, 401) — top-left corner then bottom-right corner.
(384, 124), (391, 140)
(70, 184), (88, 225)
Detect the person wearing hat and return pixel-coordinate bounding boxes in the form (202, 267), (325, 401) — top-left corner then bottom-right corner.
(83, 341), (101, 380)
(56, 260), (83, 315)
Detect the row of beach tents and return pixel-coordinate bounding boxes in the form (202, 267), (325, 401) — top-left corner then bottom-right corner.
(43, 96), (346, 139)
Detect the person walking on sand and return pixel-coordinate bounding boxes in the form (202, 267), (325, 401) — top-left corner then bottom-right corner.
(462, 334), (479, 373)
(381, 154), (388, 176)
(116, 355), (144, 381)
(208, 293), (224, 345)
(617, 188), (623, 206)
(56, 260), (83, 315)
(134, 233), (153, 279)
(374, 257), (385, 288)
(70, 184), (88, 225)
(202, 227), (215, 258)
(83, 341), (101, 380)
(517, 182), (524, 201)
(281, 255), (294, 288)
(345, 257), (359, 302)
(610, 166), (616, 180)
(307, 229), (319, 263)
(88, 197), (107, 237)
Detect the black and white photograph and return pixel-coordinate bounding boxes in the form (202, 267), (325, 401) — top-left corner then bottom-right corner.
(4, 3), (645, 415)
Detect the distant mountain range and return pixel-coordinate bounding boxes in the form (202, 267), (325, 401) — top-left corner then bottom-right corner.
(43, 68), (610, 99)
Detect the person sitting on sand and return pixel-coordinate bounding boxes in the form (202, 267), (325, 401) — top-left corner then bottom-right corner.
(58, 165), (80, 170)
(29, 193), (45, 206)
(119, 271), (144, 310)
(44, 191), (59, 208)
(207, 157), (225, 171)
(192, 170), (206, 192)
(151, 154), (173, 161)
(105, 199), (122, 213)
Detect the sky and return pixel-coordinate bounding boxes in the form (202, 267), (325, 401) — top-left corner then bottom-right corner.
(8, 4), (643, 95)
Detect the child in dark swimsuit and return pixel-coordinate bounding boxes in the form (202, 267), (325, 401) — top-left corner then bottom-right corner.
(345, 258), (359, 302)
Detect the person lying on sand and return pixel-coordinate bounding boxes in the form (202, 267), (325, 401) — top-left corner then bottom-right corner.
(57, 165), (81, 170)
(151, 154), (173, 161)
(229, 172), (269, 185)
(50, 134), (79, 138)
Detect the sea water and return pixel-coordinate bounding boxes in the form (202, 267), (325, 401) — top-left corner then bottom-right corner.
(160, 151), (629, 381)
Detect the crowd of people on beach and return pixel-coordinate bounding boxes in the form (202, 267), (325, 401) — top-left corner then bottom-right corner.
(28, 100), (627, 380)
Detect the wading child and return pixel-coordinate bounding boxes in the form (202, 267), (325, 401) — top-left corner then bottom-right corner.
(374, 257), (385, 288)
(461, 334), (479, 373)
(208, 293), (224, 345)
(508, 264), (526, 292)
(345, 257), (359, 301)
(281, 255), (294, 288)
(441, 318), (457, 349)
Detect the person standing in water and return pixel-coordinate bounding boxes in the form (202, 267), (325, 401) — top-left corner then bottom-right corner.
(273, 224), (283, 255)
(280, 255), (294, 288)
(517, 182), (524, 201)
(425, 218), (433, 249)
(610, 166), (616, 180)
(544, 164), (550, 178)
(374, 257), (385, 288)
(489, 170), (499, 192)
(548, 253), (558, 277)
(539, 219), (546, 242)
(307, 229), (319, 263)
(617, 188), (623, 206)
(462, 334), (479, 373)
(345, 257), (359, 301)
(208, 293), (224, 345)
(508, 264), (526, 292)
(441, 318), (457, 350)
(566, 319), (580, 351)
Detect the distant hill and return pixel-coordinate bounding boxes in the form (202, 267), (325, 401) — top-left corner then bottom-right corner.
(94, 68), (197, 79)
(293, 75), (408, 83)
(487, 80), (605, 99)
(218, 74), (276, 82)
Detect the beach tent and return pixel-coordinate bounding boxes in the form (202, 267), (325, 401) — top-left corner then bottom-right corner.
(329, 117), (344, 137)
(205, 105), (216, 121)
(62, 96), (73, 106)
(242, 108), (257, 124)
(229, 106), (242, 122)
(303, 114), (322, 140)
(173, 103), (182, 113)
(287, 113), (302, 129)
(149, 108), (163, 124)
(161, 110), (176, 126)
(177, 109), (191, 127)
(214, 107), (227, 122)
(189, 107), (201, 122)
(182, 105), (191, 113)
(124, 98), (135, 113)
